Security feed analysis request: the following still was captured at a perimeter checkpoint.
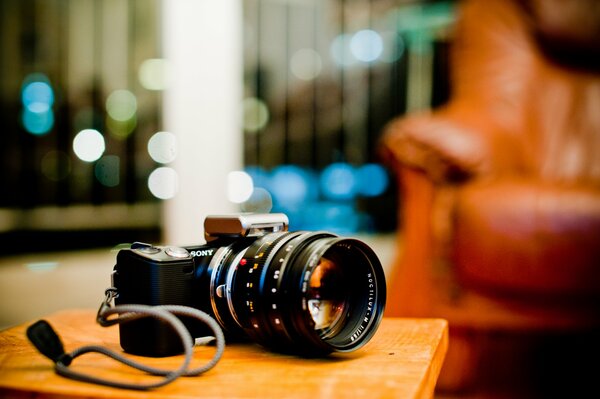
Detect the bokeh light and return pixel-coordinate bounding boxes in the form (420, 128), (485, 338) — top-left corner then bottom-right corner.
(242, 97), (269, 133)
(73, 129), (105, 162)
(290, 48), (323, 81)
(350, 29), (384, 63)
(148, 167), (179, 200)
(22, 105), (54, 135)
(270, 165), (314, 205)
(241, 163), (388, 233)
(320, 162), (357, 201)
(95, 155), (120, 187)
(301, 202), (360, 234)
(148, 131), (178, 164)
(106, 89), (137, 122)
(22, 81), (54, 110)
(21, 73), (55, 136)
(227, 171), (254, 204)
(138, 58), (169, 91)
(107, 115), (137, 140)
(379, 31), (405, 63)
(245, 166), (271, 189)
(355, 163), (389, 197)
(330, 33), (357, 67)
(241, 188), (273, 213)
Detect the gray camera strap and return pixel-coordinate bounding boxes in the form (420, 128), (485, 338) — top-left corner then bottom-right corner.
(26, 288), (225, 390)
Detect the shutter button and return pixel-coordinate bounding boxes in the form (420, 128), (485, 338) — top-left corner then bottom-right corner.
(136, 246), (161, 255)
(131, 242), (161, 254)
(165, 246), (190, 258)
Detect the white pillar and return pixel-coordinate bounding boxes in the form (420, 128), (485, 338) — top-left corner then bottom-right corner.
(162, 0), (243, 246)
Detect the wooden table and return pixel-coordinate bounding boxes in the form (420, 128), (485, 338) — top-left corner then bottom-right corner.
(0, 309), (448, 399)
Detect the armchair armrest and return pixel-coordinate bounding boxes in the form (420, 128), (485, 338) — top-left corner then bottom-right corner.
(379, 105), (525, 184)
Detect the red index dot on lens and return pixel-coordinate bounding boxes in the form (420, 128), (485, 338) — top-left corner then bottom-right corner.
(240, 259), (247, 266)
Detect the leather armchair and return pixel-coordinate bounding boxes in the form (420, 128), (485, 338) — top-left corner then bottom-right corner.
(380, 0), (600, 395)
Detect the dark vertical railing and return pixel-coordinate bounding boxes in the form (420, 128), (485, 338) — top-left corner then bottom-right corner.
(366, 0), (376, 161)
(391, 33), (408, 120)
(57, 0), (71, 206)
(125, 0), (137, 204)
(253, 0), (264, 167)
(90, 0), (104, 205)
(18, 0), (38, 209)
(310, 2), (319, 169)
(337, 0), (347, 163)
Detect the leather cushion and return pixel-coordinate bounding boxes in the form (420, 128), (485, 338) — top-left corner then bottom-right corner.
(452, 180), (600, 299)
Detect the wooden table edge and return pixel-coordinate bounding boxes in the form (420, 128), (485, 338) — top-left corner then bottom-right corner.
(0, 309), (449, 399)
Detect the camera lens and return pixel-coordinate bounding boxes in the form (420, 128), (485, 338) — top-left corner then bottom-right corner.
(209, 231), (386, 355)
(307, 255), (348, 336)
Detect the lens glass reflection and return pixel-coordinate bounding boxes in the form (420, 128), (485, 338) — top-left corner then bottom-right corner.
(307, 257), (348, 337)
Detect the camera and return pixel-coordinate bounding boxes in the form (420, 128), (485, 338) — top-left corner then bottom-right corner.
(112, 213), (386, 357)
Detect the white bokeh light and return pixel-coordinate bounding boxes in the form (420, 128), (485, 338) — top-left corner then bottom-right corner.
(148, 167), (179, 200)
(138, 58), (170, 91)
(148, 131), (178, 164)
(227, 171), (254, 203)
(242, 97), (269, 133)
(350, 29), (384, 63)
(106, 89), (137, 122)
(241, 188), (273, 213)
(73, 129), (105, 162)
(290, 48), (323, 81)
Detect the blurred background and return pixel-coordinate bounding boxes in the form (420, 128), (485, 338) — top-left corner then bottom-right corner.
(3, 1), (598, 398)
(0, 0), (454, 328)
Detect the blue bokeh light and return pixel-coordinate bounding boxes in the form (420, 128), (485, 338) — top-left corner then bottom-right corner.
(301, 202), (361, 234)
(21, 107), (54, 135)
(270, 165), (316, 205)
(22, 81), (54, 110)
(244, 166), (271, 190)
(243, 163), (389, 233)
(320, 162), (357, 201)
(21, 73), (55, 136)
(356, 163), (389, 197)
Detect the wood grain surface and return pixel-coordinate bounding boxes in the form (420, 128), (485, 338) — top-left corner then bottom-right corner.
(0, 309), (447, 399)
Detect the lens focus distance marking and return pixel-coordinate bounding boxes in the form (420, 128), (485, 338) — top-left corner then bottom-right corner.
(243, 231), (340, 354)
(261, 240), (296, 336)
(233, 232), (301, 336)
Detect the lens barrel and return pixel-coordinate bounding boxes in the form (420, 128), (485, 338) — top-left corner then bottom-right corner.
(212, 231), (386, 355)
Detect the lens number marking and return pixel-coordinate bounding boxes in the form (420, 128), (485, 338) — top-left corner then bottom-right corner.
(349, 272), (376, 342)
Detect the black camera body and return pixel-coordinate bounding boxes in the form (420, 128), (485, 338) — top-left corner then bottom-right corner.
(113, 213), (386, 357)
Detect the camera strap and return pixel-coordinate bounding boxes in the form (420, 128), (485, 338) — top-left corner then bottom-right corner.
(26, 288), (225, 390)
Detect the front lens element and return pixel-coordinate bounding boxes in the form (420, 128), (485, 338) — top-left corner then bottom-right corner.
(308, 257), (348, 337)
(223, 231), (386, 355)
